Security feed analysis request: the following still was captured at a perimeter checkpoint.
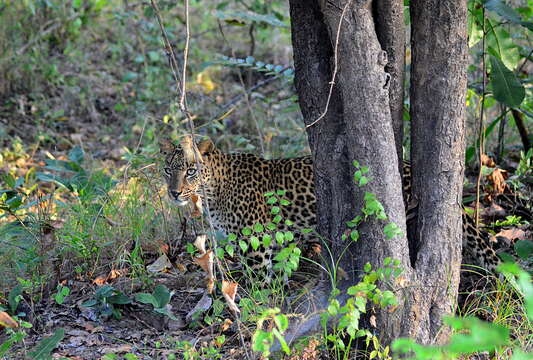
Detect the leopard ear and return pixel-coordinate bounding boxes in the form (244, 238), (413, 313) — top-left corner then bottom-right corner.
(159, 139), (176, 155)
(198, 139), (215, 156)
(180, 135), (196, 162)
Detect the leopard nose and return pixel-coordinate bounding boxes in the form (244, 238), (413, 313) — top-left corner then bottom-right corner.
(170, 190), (181, 199)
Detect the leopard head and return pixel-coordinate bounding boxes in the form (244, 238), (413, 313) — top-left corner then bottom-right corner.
(160, 136), (215, 206)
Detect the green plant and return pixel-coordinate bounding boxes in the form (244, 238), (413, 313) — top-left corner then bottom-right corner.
(135, 284), (178, 320)
(53, 285), (70, 305)
(251, 307), (290, 358)
(81, 285), (132, 320)
(175, 336), (225, 360)
(393, 261), (533, 359)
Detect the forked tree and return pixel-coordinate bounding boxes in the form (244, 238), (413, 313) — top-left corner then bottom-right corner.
(287, 0), (467, 346)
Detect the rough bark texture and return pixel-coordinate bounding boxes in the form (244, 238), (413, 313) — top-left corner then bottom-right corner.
(408, 0), (467, 343)
(374, 0), (406, 172)
(287, 0), (466, 349)
(289, 0), (410, 346)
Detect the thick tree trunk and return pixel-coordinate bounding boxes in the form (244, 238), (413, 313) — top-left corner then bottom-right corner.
(408, 0), (467, 343)
(289, 0), (410, 346)
(374, 0), (406, 172)
(287, 0), (466, 350)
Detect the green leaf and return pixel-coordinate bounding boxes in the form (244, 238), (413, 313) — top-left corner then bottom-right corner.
(484, 0), (533, 31)
(275, 232), (284, 245)
(250, 236), (260, 251)
(241, 227), (252, 236)
(262, 234), (272, 248)
(253, 223), (264, 233)
(514, 240), (533, 260)
(28, 328), (65, 360)
(108, 294), (132, 305)
(489, 55), (525, 107)
(225, 244), (235, 257)
(135, 293), (158, 307)
(486, 25), (520, 70)
(8, 285), (22, 314)
(239, 240), (248, 252)
(214, 10), (286, 27)
(284, 231), (294, 242)
(153, 285), (171, 307)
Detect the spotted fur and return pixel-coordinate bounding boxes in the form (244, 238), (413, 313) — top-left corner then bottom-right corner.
(162, 137), (509, 272)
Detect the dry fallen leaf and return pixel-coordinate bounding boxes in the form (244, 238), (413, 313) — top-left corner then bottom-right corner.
(194, 250), (215, 293)
(191, 194), (203, 218)
(487, 168), (508, 196)
(369, 314), (377, 328)
(146, 254), (172, 273)
(495, 228), (527, 242)
(185, 291), (213, 323)
(221, 318), (233, 332)
(93, 276), (107, 286)
(481, 154), (496, 167)
(222, 280), (240, 314)
(194, 234), (208, 254)
(0, 311), (18, 328)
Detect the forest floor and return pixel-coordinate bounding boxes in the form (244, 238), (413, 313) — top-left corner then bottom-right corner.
(1, 2), (532, 359)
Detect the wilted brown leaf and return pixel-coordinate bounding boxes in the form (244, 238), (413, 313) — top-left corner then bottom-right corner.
(0, 311), (18, 328)
(194, 234), (208, 254)
(191, 194), (203, 218)
(146, 254), (172, 273)
(221, 318), (233, 332)
(194, 250), (215, 293)
(495, 228), (527, 241)
(222, 280), (240, 314)
(487, 168), (508, 197)
(369, 314), (377, 328)
(93, 276), (107, 285)
(481, 154), (496, 167)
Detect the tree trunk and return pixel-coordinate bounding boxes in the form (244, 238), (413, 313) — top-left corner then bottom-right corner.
(374, 0), (406, 172)
(289, 0), (410, 346)
(407, 0), (467, 343)
(287, 0), (467, 350)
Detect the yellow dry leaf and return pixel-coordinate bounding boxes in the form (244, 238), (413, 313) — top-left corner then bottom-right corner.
(196, 69), (217, 94)
(487, 168), (507, 196)
(0, 311), (18, 328)
(194, 234), (208, 254)
(222, 280), (240, 314)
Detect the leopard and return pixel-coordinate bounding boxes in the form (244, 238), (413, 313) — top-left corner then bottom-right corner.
(160, 136), (515, 273)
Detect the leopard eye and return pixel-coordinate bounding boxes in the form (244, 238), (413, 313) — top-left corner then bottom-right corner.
(164, 167), (172, 176)
(186, 168), (197, 176)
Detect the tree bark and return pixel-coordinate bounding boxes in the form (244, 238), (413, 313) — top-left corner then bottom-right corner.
(408, 0), (467, 343)
(289, 0), (410, 346)
(374, 0), (406, 172)
(287, 0), (466, 349)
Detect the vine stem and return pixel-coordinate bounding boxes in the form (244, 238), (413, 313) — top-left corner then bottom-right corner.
(306, 0), (354, 129)
(475, 5), (486, 227)
(150, 2), (252, 359)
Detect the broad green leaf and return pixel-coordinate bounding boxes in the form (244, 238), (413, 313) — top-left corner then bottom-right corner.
(489, 55), (525, 107)
(484, 0), (533, 31)
(514, 240), (533, 260)
(214, 10), (286, 27)
(486, 25), (520, 70)
(135, 293), (158, 308)
(153, 285), (171, 308)
(28, 328), (65, 360)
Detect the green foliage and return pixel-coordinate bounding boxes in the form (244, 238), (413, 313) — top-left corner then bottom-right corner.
(251, 308), (290, 358)
(27, 328), (65, 360)
(135, 284), (178, 320)
(53, 285), (70, 305)
(392, 263), (533, 359)
(81, 285), (132, 320)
